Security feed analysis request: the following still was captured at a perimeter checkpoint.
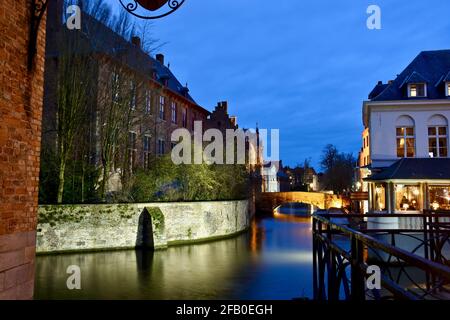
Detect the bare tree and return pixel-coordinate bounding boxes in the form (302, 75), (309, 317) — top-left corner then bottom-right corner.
(54, 28), (94, 203)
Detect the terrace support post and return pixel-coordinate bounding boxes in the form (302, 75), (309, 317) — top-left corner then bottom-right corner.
(350, 236), (366, 301)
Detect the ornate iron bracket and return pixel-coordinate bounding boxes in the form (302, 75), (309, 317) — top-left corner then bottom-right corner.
(28, 0), (49, 71)
(118, 0), (185, 20)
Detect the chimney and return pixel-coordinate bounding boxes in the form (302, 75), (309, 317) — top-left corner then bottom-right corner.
(221, 101), (228, 113)
(230, 116), (237, 127)
(377, 81), (383, 85)
(156, 54), (165, 65)
(388, 80), (394, 84)
(131, 36), (141, 48)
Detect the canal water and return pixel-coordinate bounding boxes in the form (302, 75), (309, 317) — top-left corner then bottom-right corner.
(34, 204), (314, 300)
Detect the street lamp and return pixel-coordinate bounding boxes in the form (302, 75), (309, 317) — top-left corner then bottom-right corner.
(119, 0), (186, 19)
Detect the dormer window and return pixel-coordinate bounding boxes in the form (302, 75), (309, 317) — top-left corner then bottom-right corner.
(446, 82), (450, 97)
(408, 83), (426, 97)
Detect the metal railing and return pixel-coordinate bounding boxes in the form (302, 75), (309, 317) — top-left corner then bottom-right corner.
(312, 211), (450, 300)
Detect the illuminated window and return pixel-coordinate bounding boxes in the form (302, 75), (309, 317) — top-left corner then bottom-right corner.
(428, 126), (448, 158)
(396, 127), (415, 158)
(373, 184), (386, 211)
(395, 185), (420, 211)
(447, 82), (450, 97)
(408, 83), (426, 97)
(429, 186), (450, 210)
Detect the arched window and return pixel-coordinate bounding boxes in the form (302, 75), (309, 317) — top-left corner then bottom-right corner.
(396, 115), (415, 158)
(428, 115), (448, 158)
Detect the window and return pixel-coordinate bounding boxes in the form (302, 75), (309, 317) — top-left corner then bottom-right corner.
(130, 81), (136, 110)
(128, 132), (137, 171)
(428, 126), (448, 158)
(157, 139), (165, 155)
(395, 184), (420, 211)
(159, 96), (165, 120)
(171, 102), (177, 124)
(182, 108), (187, 128)
(408, 83), (426, 97)
(396, 127), (415, 158)
(446, 82), (450, 97)
(373, 184), (386, 211)
(112, 72), (120, 102)
(429, 186), (450, 210)
(145, 90), (151, 114)
(143, 135), (151, 168)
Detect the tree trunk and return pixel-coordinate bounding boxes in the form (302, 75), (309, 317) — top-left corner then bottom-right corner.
(100, 159), (110, 202)
(57, 156), (66, 204)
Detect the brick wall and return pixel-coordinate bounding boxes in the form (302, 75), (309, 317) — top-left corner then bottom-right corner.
(0, 0), (46, 299)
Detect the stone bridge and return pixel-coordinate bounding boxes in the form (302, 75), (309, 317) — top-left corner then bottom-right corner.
(256, 192), (346, 214)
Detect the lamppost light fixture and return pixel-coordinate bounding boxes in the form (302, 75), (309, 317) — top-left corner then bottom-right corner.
(119, 0), (186, 20)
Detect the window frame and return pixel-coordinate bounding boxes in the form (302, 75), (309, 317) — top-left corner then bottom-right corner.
(408, 83), (427, 98)
(396, 126), (416, 158)
(428, 125), (448, 158)
(182, 107), (187, 128)
(171, 101), (177, 124)
(159, 96), (166, 120)
(157, 138), (165, 155)
(143, 134), (151, 168)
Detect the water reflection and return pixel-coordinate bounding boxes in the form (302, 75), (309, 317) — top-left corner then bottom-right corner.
(35, 213), (314, 300)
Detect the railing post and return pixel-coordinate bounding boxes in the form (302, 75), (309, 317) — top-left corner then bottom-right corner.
(327, 223), (338, 300)
(317, 220), (326, 300)
(312, 218), (318, 299)
(423, 212), (431, 291)
(351, 235), (365, 301)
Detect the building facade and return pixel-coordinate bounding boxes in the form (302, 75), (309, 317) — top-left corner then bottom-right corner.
(358, 50), (450, 214)
(43, 1), (211, 197)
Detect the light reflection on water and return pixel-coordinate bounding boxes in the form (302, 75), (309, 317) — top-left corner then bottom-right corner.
(35, 209), (314, 300)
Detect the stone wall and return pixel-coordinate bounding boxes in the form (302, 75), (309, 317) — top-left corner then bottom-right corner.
(0, 1), (47, 299)
(37, 200), (250, 253)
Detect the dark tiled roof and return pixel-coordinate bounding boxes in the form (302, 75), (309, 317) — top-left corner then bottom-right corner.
(47, 13), (199, 106)
(368, 82), (389, 100)
(365, 158), (450, 181)
(370, 50), (450, 101)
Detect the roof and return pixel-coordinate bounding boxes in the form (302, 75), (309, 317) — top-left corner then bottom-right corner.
(369, 50), (450, 101)
(365, 158), (450, 181)
(47, 12), (204, 109)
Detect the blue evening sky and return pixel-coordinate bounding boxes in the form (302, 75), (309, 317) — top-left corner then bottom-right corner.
(111, 0), (450, 170)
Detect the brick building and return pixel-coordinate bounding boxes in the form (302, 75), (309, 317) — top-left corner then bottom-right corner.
(0, 0), (47, 299)
(42, 1), (211, 198)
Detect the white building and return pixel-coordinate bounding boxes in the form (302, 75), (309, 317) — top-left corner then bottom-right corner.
(358, 50), (450, 214)
(262, 161), (289, 193)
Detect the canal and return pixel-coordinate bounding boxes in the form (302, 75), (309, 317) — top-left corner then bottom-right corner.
(35, 205), (314, 300)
